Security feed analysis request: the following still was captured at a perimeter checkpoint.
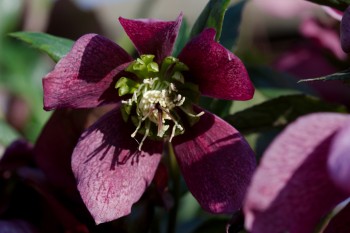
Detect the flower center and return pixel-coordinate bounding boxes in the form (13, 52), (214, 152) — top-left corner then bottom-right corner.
(116, 55), (203, 150)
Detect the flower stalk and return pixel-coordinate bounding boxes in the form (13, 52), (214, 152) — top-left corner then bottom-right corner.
(166, 141), (181, 233)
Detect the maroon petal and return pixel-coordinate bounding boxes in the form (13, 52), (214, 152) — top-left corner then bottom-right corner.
(43, 34), (133, 110)
(178, 28), (254, 101)
(328, 122), (350, 194)
(119, 13), (183, 63)
(1, 140), (34, 170)
(34, 107), (113, 202)
(324, 202), (350, 233)
(71, 107), (163, 224)
(341, 6), (350, 53)
(244, 113), (350, 233)
(172, 108), (256, 214)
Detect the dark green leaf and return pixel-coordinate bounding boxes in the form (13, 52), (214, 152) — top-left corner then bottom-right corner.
(192, 218), (229, 233)
(220, 0), (247, 50)
(247, 65), (317, 98)
(0, 119), (20, 146)
(9, 32), (74, 62)
(306, 0), (350, 11)
(298, 68), (350, 83)
(200, 97), (233, 118)
(173, 19), (190, 57)
(190, 0), (230, 41)
(225, 94), (347, 134)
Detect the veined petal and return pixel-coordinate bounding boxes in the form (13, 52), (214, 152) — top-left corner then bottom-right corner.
(119, 13), (183, 63)
(178, 28), (254, 100)
(43, 34), (133, 110)
(244, 113), (350, 233)
(34, 107), (113, 203)
(71, 107), (163, 224)
(328, 122), (350, 194)
(172, 108), (256, 214)
(341, 6), (350, 53)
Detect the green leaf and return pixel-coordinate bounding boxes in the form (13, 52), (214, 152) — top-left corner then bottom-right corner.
(200, 97), (233, 118)
(190, 0), (230, 41)
(225, 94), (348, 134)
(9, 32), (74, 62)
(1, 37), (52, 142)
(0, 0), (23, 36)
(247, 65), (317, 98)
(0, 119), (20, 146)
(298, 68), (350, 83)
(192, 218), (231, 233)
(306, 0), (350, 11)
(173, 18), (190, 57)
(220, 0), (247, 50)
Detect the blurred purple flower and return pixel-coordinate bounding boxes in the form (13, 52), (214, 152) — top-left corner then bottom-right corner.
(0, 220), (39, 233)
(320, 5), (350, 55)
(1, 140), (90, 233)
(273, 13), (349, 105)
(42, 14), (256, 224)
(251, 0), (318, 19)
(243, 113), (350, 233)
(341, 6), (350, 52)
(323, 6), (343, 21)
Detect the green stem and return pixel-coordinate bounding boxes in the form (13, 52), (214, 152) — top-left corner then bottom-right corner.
(167, 142), (180, 233)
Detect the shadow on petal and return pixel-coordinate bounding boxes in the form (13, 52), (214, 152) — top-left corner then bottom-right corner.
(178, 28), (254, 101)
(43, 34), (133, 110)
(72, 107), (163, 224)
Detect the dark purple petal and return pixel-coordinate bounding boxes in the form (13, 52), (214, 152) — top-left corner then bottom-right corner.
(178, 28), (254, 101)
(119, 13), (183, 63)
(244, 113), (350, 233)
(71, 107), (163, 224)
(34, 106), (113, 212)
(43, 34), (133, 110)
(172, 108), (256, 214)
(324, 202), (350, 233)
(328, 122), (350, 194)
(1, 140), (34, 170)
(341, 6), (350, 53)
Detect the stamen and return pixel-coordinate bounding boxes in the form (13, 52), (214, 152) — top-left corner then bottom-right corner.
(180, 106), (205, 117)
(157, 109), (163, 137)
(138, 121), (151, 151)
(116, 55), (202, 150)
(131, 119), (143, 138)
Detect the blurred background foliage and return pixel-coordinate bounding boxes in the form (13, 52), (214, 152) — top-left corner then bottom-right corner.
(0, 0), (349, 232)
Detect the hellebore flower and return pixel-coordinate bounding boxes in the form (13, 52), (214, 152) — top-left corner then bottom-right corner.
(43, 13), (256, 224)
(243, 113), (350, 233)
